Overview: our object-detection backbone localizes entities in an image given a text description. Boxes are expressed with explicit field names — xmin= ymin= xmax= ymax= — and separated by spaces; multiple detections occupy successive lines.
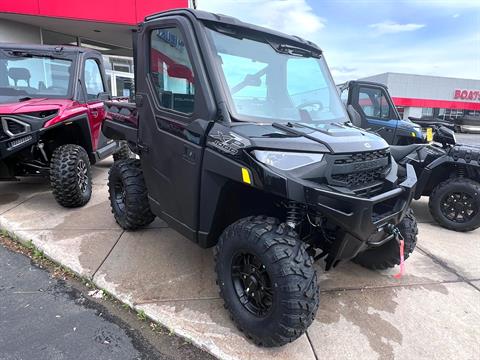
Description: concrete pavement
xmin=1 ymin=158 xmax=479 ymax=360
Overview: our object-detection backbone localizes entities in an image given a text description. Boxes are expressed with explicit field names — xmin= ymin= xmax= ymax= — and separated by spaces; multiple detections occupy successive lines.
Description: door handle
xmin=183 ymin=146 xmax=196 ymax=163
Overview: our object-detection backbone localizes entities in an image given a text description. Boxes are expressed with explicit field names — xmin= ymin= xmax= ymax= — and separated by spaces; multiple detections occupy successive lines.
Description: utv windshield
xmin=0 ymin=51 xmax=73 ymax=102
xmin=206 ymin=27 xmax=347 ymax=124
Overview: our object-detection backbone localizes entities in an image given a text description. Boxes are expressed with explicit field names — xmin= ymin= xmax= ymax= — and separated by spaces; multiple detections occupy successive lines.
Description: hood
xmin=0 ymin=98 xmax=75 ymax=115
xmin=233 ymin=122 xmax=389 ymax=154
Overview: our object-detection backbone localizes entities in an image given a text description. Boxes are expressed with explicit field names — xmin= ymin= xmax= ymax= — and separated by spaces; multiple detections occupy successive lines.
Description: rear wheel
xmin=429 ymin=178 xmax=480 ymax=232
xmin=50 ymin=144 xmax=92 ymax=208
xmin=108 ymin=159 xmax=155 ymax=230
xmin=215 ymin=216 xmax=319 ymax=347
xmin=353 ymin=208 xmax=418 ymax=270
xmin=113 ymin=141 xmax=133 ymax=162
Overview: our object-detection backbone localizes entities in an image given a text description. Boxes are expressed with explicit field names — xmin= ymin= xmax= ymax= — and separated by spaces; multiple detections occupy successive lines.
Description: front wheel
xmin=353 ymin=208 xmax=418 ymax=270
xmin=215 ymin=216 xmax=319 ymax=347
xmin=50 ymin=144 xmax=92 ymax=208
xmin=108 ymin=159 xmax=155 ymax=230
xmin=429 ymin=178 xmax=480 ymax=232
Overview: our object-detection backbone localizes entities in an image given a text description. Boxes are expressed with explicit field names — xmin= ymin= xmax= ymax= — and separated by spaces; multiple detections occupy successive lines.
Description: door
xmin=135 ymin=18 xmax=215 ymax=240
xmin=83 ymin=58 xmax=108 ymax=151
xmin=350 ymin=83 xmax=398 ymax=144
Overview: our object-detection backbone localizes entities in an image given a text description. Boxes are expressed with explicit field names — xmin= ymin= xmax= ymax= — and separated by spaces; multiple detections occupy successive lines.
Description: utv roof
xmin=145 ymin=9 xmax=322 ymax=53
xmin=0 ymin=43 xmax=100 ymax=55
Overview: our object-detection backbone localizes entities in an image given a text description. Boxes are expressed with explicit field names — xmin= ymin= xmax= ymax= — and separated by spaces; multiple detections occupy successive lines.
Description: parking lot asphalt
xmin=1 ymin=135 xmax=479 ymax=360
xmin=0 ymin=243 xmax=147 ymax=360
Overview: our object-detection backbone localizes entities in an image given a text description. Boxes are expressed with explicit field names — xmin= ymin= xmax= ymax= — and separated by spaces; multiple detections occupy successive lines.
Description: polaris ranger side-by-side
xmin=103 ymin=9 xmax=418 ymax=346
xmin=338 ymin=80 xmax=430 ymax=145
xmin=0 ymin=44 xmax=129 ymax=207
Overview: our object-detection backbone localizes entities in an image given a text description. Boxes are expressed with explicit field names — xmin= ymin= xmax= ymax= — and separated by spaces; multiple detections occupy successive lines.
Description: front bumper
xmin=299 ymin=164 xmax=417 ymax=267
xmin=0 ymin=131 xmax=38 ymax=161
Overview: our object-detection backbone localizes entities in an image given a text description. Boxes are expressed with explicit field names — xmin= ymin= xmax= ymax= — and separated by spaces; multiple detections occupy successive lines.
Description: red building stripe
xmin=392 ymin=97 xmax=480 ymax=111
xmin=0 ymin=0 xmax=189 ymax=25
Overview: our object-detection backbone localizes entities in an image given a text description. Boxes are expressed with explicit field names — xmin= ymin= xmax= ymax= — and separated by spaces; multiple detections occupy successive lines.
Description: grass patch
xmin=137 ymin=309 xmax=147 ymax=321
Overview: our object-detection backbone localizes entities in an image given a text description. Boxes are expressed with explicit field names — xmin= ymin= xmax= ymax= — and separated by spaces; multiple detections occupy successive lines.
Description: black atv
xmin=391 ymin=126 xmax=480 ymax=232
xmin=102 ymin=9 xmax=418 ymax=347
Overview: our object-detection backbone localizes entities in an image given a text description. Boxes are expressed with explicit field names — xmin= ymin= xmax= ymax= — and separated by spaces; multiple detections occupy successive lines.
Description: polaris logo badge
xmin=364 ymin=142 xmax=372 ymax=149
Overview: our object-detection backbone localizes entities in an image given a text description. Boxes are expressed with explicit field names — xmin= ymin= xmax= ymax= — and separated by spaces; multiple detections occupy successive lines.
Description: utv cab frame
xmin=103 ymin=9 xmax=418 ymax=347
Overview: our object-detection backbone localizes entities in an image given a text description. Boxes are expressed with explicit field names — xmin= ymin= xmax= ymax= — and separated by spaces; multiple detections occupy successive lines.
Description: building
xmin=360 ymin=72 xmax=480 ymax=125
xmin=0 ymin=0 xmax=194 ymax=96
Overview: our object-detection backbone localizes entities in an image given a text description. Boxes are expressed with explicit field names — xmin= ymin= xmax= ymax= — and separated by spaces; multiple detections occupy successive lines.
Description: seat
xmin=390 ymin=144 xmax=426 ymax=162
xmin=347 ymin=105 xmax=363 ymax=128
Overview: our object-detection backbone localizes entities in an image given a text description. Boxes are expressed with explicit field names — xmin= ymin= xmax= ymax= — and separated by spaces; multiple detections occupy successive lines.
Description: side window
xmin=150 ymin=27 xmax=195 ymax=115
xmin=358 ymin=87 xmax=390 ymax=119
xmin=84 ymin=59 xmax=105 ymax=100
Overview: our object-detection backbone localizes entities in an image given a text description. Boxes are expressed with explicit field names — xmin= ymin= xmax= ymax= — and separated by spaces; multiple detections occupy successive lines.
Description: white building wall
xmin=361 ymin=72 xmax=480 ymax=103
xmin=403 ymin=107 xmax=422 ymax=119
xmin=0 ymin=19 xmax=41 ymax=44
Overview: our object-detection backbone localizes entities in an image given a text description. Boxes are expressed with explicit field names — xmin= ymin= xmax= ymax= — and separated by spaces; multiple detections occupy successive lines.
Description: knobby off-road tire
xmin=353 ymin=208 xmax=418 ymax=270
xmin=50 ymin=144 xmax=92 ymax=208
xmin=113 ymin=141 xmax=133 ymax=162
xmin=108 ymin=159 xmax=155 ymax=230
xmin=429 ymin=177 xmax=480 ymax=232
xmin=215 ymin=216 xmax=319 ymax=347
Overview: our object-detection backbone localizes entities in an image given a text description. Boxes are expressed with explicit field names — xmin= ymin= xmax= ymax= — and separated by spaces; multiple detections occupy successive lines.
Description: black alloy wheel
xmin=429 ymin=177 xmax=480 ymax=232
xmin=215 ymin=216 xmax=319 ymax=347
xmin=231 ymin=252 xmax=273 ymax=317
xmin=440 ymin=192 xmax=478 ymax=223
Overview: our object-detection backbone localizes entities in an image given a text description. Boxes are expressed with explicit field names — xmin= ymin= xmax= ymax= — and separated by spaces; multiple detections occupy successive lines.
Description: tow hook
xmin=386 ymin=224 xmax=405 ymax=278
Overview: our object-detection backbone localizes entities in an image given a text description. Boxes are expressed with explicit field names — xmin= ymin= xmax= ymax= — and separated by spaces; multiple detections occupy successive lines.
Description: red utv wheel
xmin=50 ymin=144 xmax=92 ymax=208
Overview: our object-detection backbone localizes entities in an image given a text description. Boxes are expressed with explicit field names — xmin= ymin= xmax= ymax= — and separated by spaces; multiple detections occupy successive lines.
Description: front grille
xmin=331 ymin=166 xmax=389 ymax=187
xmin=327 ymin=149 xmax=391 ymax=197
xmin=334 ymin=149 xmax=390 ymax=164
xmin=8 ymin=135 xmax=33 ymax=149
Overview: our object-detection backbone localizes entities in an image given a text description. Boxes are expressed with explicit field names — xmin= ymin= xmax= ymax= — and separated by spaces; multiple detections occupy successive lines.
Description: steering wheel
xmin=296 ymin=101 xmax=324 ymax=112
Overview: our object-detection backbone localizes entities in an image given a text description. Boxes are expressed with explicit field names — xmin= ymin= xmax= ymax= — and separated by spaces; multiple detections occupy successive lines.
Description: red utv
xmin=0 ymin=44 xmax=129 ymax=207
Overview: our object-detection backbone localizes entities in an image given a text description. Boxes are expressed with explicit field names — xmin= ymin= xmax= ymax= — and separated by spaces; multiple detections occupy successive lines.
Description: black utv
xmin=102 ymin=9 xmax=418 ymax=347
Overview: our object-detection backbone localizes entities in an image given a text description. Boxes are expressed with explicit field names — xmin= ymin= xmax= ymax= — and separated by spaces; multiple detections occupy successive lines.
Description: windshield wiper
xmin=277 ymin=44 xmax=319 ymax=57
xmin=18 ymin=96 xmax=32 ymax=102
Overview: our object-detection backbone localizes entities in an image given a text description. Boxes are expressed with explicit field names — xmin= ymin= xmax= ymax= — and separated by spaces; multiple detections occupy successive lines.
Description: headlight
xmin=253 ymin=150 xmax=324 ymax=171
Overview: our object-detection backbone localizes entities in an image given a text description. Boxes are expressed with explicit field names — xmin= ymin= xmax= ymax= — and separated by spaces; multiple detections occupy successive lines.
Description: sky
xmin=197 ymin=0 xmax=480 ymax=82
